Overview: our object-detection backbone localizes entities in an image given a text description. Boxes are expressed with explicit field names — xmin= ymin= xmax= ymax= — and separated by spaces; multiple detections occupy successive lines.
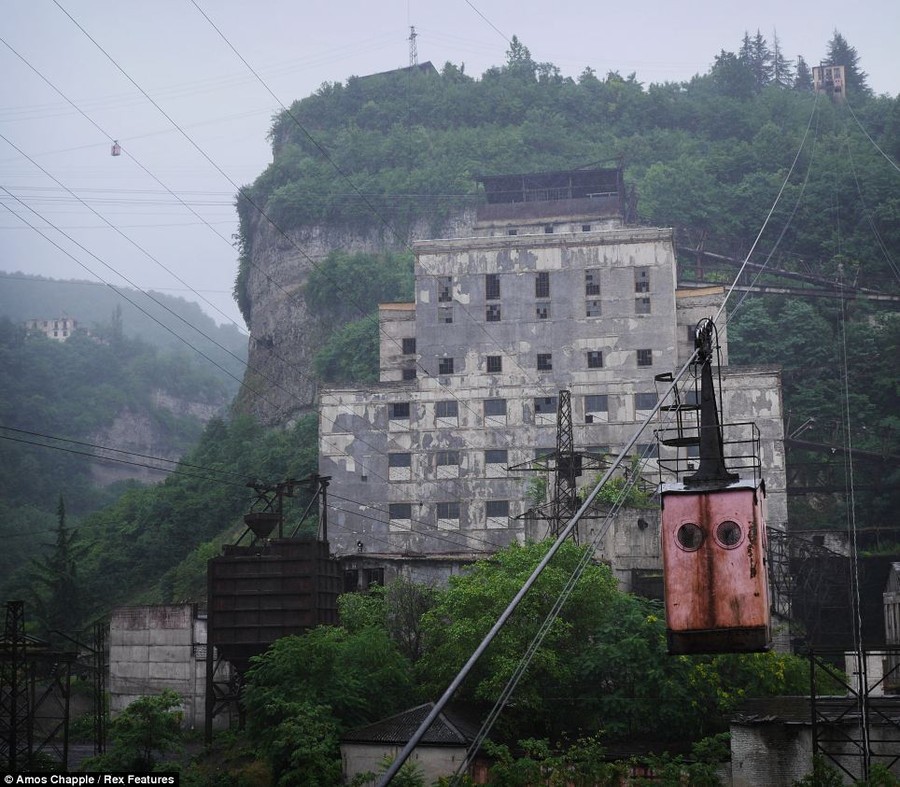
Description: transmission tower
xmin=408 ymin=25 xmax=418 ymax=67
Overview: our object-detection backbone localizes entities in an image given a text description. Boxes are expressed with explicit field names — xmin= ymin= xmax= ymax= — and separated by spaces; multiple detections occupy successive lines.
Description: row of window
xmin=400 ymin=328 xmax=696 ymax=360
xmin=386 ymin=392 xmax=659 ymax=422
xmin=435 ymin=268 xmax=654 ymax=323
xmin=432 ymin=349 xmax=653 ymax=377
xmin=388 ymin=500 xmax=510 ymax=521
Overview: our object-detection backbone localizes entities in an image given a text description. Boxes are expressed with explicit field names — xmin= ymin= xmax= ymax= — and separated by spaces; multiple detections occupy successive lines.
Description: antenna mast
xmin=408 ymin=25 xmax=418 ymax=67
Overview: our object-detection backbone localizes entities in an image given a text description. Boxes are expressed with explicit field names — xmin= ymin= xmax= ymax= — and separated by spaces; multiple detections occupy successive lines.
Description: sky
xmin=2 ymin=0 xmax=898 ymax=331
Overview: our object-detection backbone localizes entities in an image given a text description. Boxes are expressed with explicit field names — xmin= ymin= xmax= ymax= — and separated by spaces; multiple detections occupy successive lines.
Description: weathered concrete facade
xmin=109 ymin=604 xmax=224 ymax=730
xmin=319 ymin=171 xmax=787 ymax=571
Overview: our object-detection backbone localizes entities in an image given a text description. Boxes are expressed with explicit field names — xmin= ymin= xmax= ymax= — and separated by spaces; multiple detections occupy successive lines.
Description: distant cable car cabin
xmin=111 ymin=140 xmax=121 ymax=156
xmin=655 ymin=319 xmax=771 ymax=655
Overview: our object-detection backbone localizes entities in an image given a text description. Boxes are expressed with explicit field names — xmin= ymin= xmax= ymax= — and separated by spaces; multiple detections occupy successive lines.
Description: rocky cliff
xmin=234 ymin=209 xmax=475 ymax=426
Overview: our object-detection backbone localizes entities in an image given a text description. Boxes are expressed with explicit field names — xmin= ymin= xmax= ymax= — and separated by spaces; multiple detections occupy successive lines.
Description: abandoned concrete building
xmin=318 ymin=168 xmax=787 ymax=587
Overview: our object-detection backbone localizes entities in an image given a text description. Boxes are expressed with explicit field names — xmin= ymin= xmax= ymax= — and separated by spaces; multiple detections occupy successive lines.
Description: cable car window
xmin=675 ymin=522 xmax=703 ymax=551
xmin=715 ymin=520 xmax=743 ymax=549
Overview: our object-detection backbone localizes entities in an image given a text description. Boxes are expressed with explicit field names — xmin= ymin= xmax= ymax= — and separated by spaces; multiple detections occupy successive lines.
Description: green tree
xmin=29 ymin=495 xmax=82 ymax=642
xmin=794 ymin=55 xmax=813 ymax=91
xmin=416 ymin=540 xmax=618 ymax=739
xmin=82 ymin=691 xmax=183 ymax=773
xmin=826 ymin=30 xmax=871 ymax=96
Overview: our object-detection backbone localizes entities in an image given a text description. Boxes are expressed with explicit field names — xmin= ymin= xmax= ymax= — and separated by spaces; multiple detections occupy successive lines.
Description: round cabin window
xmin=675 ymin=522 xmax=703 ymax=551
xmin=715 ymin=520 xmax=743 ymax=549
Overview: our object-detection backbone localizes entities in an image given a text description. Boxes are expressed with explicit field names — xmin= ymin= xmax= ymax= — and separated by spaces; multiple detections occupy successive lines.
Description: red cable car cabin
xmin=661 ymin=478 xmax=770 ymax=654
xmin=657 ymin=319 xmax=772 ymax=655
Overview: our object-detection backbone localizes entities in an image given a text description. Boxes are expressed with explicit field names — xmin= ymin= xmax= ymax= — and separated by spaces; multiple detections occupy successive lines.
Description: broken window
xmin=435 ymin=400 xmax=458 ymax=418
xmin=586 ymin=300 xmax=602 ymax=317
xmin=389 ymin=402 xmax=410 ymax=419
xmin=438 ymin=276 xmax=453 ymax=302
xmin=637 ymin=349 xmax=653 ymax=367
xmin=486 ymin=355 xmax=502 ymax=373
xmin=635 ymin=297 xmax=651 ymax=315
xmin=402 ymin=367 xmax=417 ymax=380
xmin=635 ymin=268 xmax=650 ymax=293
xmin=439 ymin=306 xmax=453 ymax=323
xmin=535 ymin=271 xmax=550 ymax=298
xmin=486 ymin=304 xmax=501 ymax=322
xmin=485 ymin=273 xmax=500 ymax=300
xmin=536 ymin=304 xmax=550 ymax=320
xmin=402 ymin=337 xmax=416 ymax=355
xmin=585 ymin=269 xmax=600 ymax=296
xmin=587 ymin=350 xmax=603 ymax=369
xmin=534 ymin=396 xmax=558 ymax=414
xmin=485 ymin=449 xmax=508 ymax=464
xmin=438 ymin=357 xmax=455 ymax=375
xmin=537 ymin=353 xmax=552 ymax=371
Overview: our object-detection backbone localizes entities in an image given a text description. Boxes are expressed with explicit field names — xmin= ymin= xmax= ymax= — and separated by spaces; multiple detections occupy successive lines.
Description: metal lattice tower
xmin=1 ymin=600 xmax=30 ymax=770
xmin=553 ymin=391 xmax=579 ymax=537
xmin=408 ymin=26 xmax=418 ymax=67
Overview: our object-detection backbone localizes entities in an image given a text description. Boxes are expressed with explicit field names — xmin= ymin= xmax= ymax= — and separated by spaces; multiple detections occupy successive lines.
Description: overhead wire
xmin=845 ymin=99 xmax=900 ymax=175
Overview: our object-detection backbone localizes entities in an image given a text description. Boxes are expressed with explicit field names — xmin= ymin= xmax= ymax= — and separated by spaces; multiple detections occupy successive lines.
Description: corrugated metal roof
xmin=341 ymin=703 xmax=480 ymax=746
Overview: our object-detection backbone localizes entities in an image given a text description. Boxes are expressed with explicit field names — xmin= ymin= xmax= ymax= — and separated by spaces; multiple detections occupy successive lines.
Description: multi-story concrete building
xmin=319 ymin=169 xmax=786 ymax=583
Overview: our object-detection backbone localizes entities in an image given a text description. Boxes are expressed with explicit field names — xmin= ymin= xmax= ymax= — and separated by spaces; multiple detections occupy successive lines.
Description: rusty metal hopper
xmin=243 ymin=511 xmax=279 ymax=540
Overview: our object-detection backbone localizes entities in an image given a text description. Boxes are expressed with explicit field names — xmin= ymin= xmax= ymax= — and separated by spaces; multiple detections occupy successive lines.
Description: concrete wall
xmin=731 ymin=723 xmax=813 ymax=786
xmin=108 ymin=604 xmax=212 ymax=730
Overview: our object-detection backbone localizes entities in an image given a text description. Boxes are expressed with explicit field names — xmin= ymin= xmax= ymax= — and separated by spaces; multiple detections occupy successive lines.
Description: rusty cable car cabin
xmin=655 ymin=320 xmax=771 ymax=655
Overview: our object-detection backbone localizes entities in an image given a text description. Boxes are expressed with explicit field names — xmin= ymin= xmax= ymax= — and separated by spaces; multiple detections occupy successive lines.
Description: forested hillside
xmin=236 ymin=30 xmax=898 ymax=527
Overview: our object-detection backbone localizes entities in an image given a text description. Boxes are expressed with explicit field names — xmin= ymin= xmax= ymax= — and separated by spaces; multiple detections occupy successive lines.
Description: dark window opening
xmin=389 ymin=402 xmax=410 ymax=419
xmin=436 ymin=450 xmax=459 ymax=466
xmin=585 ymin=394 xmax=608 ymax=413
xmin=635 ymin=392 xmax=658 ymax=410
xmin=537 ymin=353 xmax=552 ymax=371
xmin=364 ymin=568 xmax=384 ymax=588
xmin=637 ymin=349 xmax=653 ymax=367
xmin=438 ymin=276 xmax=453 ymax=302
xmin=486 ymin=304 xmax=501 ymax=322
xmin=389 ymin=503 xmax=412 ymax=519
xmin=486 ymin=500 xmax=509 ymax=518
xmin=439 ymin=307 xmax=453 ymax=323
xmin=585 ymin=270 xmax=600 ymax=296
xmin=635 ymin=297 xmax=651 ymax=315
xmin=536 ymin=304 xmax=550 ymax=320
xmin=402 ymin=367 xmax=417 ymax=380
xmin=582 ymin=224 xmax=592 ymax=232
xmin=436 ymin=400 xmax=458 ymax=418
xmin=587 ymin=350 xmax=603 ymax=369
xmin=388 ymin=453 xmax=412 ymax=467
xmin=535 ymin=271 xmax=550 ymax=298
xmin=544 ymin=225 xmax=554 ymax=234
xmin=438 ymin=357 xmax=455 ymax=375
xmin=534 ymin=396 xmax=558 ymax=414
xmin=485 ymin=273 xmax=500 ymax=300
xmin=402 ymin=337 xmax=416 ymax=355
xmin=484 ymin=398 xmax=507 ymax=417
xmin=635 ymin=268 xmax=650 ymax=293
xmin=486 ymin=355 xmax=502 ymax=373
xmin=437 ymin=501 xmax=460 ymax=519
xmin=485 ymin=449 xmax=508 ymax=464
xmin=507 ymin=228 xmax=518 ymax=236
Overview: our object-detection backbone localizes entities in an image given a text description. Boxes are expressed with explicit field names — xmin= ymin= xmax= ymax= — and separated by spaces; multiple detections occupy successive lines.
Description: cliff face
xmin=90 ymin=390 xmax=226 ymax=485
xmin=234 ymin=210 xmax=474 ymax=426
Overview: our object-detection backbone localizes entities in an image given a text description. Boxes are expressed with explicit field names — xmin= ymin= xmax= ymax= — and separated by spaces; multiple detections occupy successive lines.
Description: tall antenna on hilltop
xmin=408 ymin=25 xmax=418 ymax=67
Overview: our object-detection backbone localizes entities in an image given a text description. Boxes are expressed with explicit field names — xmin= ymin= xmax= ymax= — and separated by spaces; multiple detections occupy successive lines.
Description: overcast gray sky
xmin=2 ymin=0 xmax=898 ymax=329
